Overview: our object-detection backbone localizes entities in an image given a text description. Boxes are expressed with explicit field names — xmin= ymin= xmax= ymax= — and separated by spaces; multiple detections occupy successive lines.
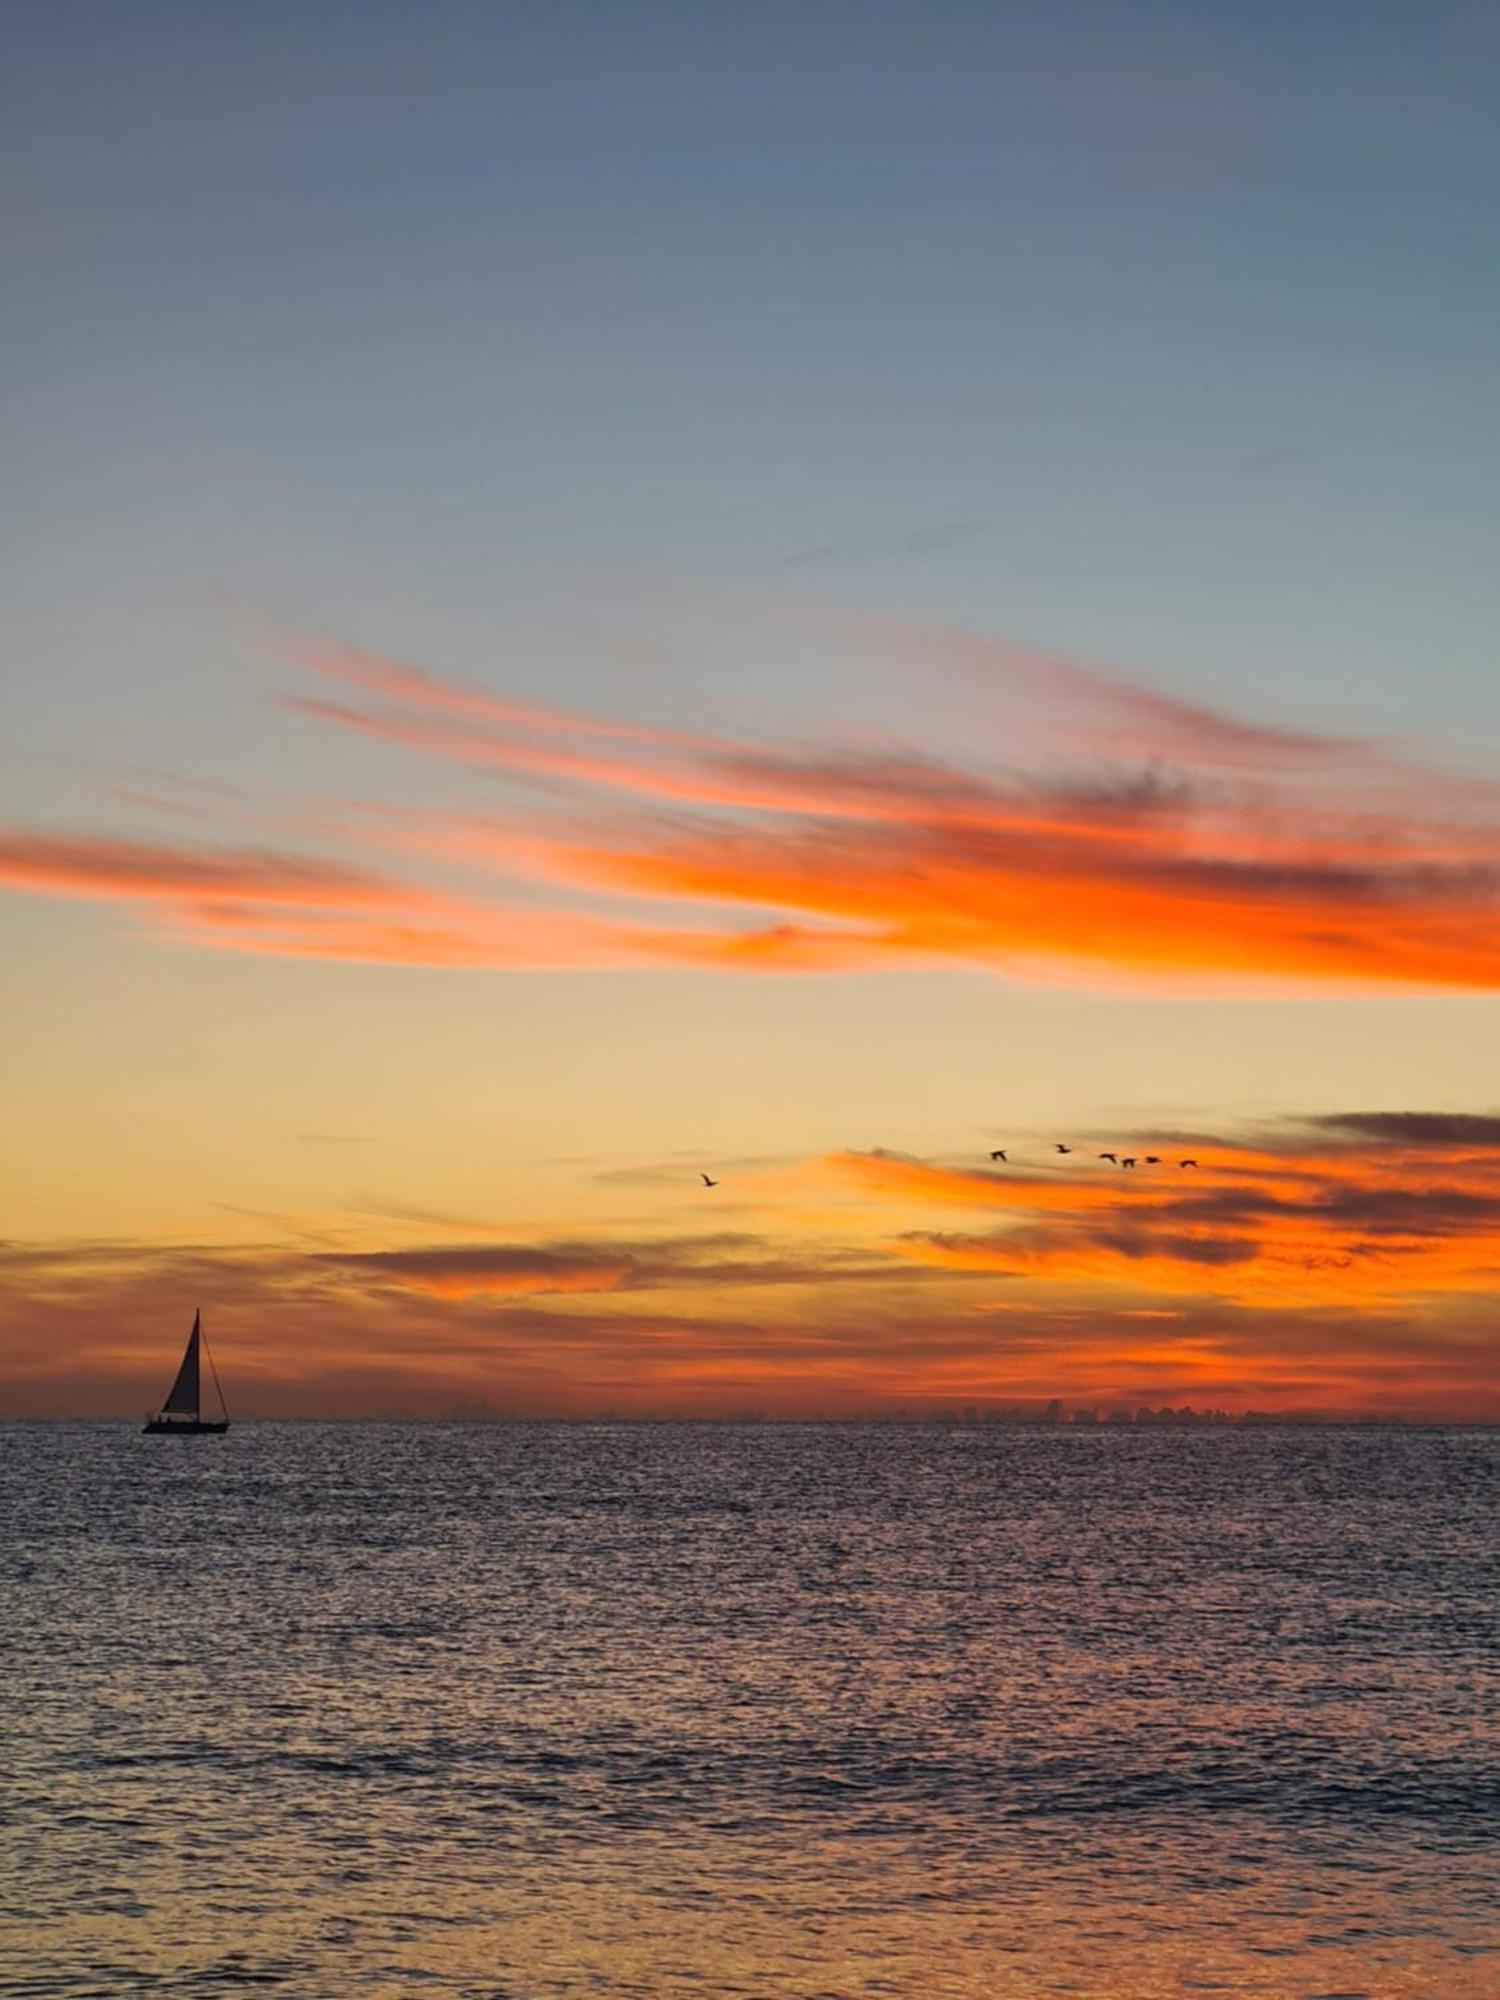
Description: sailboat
xmin=143 ymin=1310 xmax=230 ymax=1435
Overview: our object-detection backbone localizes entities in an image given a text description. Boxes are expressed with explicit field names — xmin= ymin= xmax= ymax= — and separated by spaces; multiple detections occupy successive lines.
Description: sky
xmin=3 ymin=0 xmax=1498 ymax=1419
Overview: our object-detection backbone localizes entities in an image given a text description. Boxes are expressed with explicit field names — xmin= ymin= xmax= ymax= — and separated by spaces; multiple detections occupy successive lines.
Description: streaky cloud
xmin=4 ymin=602 xmax=1500 ymax=993
xmin=1312 ymin=1111 xmax=1500 ymax=1148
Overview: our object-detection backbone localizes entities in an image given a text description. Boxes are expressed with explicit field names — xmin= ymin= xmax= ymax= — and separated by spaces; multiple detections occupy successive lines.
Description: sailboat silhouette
xmin=143 ymin=1310 xmax=230 ymax=1436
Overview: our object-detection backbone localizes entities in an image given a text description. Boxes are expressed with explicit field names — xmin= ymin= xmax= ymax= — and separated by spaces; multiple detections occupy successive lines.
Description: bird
xmin=1178 ymin=1158 xmax=1199 ymax=1169
xmin=1099 ymin=1152 xmax=1118 ymax=1164
xmin=699 ymin=1173 xmax=718 ymax=1188
xmin=1121 ymin=1156 xmax=1138 ymax=1169
xmin=989 ymin=1149 xmax=1008 ymax=1163
xmin=1055 ymin=1143 xmax=1072 ymax=1154
xmin=1144 ymin=1156 xmax=1161 ymax=1165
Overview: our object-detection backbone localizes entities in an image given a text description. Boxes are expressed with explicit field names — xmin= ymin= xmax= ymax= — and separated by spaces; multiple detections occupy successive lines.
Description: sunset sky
xmin=5 ymin=1 xmax=1498 ymax=1418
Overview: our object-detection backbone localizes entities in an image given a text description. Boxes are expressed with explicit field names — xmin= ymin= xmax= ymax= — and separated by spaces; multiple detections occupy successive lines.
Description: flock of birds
xmin=988 ymin=1144 xmax=1200 ymax=1170
xmin=697 ymin=1145 xmax=1202 ymax=1188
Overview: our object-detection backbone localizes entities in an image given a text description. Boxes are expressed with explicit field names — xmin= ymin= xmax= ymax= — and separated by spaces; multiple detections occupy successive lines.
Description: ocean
xmin=2 ymin=1422 xmax=1496 ymax=1997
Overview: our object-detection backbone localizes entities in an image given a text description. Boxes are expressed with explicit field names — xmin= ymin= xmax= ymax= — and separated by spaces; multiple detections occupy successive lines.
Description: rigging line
xmin=203 ymin=1322 xmax=230 ymax=1422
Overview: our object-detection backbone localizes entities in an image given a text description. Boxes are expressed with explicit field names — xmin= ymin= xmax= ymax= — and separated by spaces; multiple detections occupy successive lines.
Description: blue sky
xmin=7 ymin=0 xmax=1498 ymax=779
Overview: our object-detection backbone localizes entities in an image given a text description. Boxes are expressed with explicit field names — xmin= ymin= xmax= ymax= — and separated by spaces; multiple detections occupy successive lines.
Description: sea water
xmin=2 ymin=1422 xmax=1496 ymax=1997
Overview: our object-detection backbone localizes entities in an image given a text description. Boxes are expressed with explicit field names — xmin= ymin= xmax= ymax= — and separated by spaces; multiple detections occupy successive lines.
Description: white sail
xmin=161 ymin=1312 xmax=201 ymax=1417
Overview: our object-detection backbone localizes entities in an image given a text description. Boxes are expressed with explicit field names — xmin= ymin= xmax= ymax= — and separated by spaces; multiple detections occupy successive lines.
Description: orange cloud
xmin=0 ymin=826 xmax=824 ymax=971
xmin=831 ymin=1118 xmax=1500 ymax=1311
xmin=3 ymin=609 xmax=1499 ymax=990
xmin=283 ymin=620 xmax=1500 ymax=992
xmin=543 ymin=810 xmax=1500 ymax=991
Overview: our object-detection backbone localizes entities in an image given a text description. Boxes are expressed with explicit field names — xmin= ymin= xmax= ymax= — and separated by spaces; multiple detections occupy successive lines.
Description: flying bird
xmin=989 ymin=1149 xmax=1008 ymax=1163
xmin=1099 ymin=1152 xmax=1118 ymax=1164
xmin=1144 ymin=1156 xmax=1161 ymax=1165
xmin=1055 ymin=1144 xmax=1072 ymax=1154
xmin=1179 ymin=1159 xmax=1199 ymax=1169
xmin=699 ymin=1173 xmax=719 ymax=1188
xmin=1121 ymin=1157 xmax=1138 ymax=1169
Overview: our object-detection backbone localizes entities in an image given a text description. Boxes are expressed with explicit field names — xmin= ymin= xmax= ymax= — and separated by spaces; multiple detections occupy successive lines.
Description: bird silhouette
xmin=1179 ymin=1158 xmax=1199 ymax=1169
xmin=1144 ymin=1156 xmax=1161 ymax=1165
xmin=1121 ymin=1156 xmax=1138 ymax=1169
xmin=1099 ymin=1152 xmax=1118 ymax=1164
xmin=990 ymin=1149 xmax=1008 ymax=1163
xmin=1055 ymin=1144 xmax=1072 ymax=1154
xmin=699 ymin=1173 xmax=718 ymax=1188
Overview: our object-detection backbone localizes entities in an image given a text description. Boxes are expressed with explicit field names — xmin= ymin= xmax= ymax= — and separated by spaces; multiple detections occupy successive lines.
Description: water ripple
xmin=2 ymin=1422 xmax=1496 ymax=1996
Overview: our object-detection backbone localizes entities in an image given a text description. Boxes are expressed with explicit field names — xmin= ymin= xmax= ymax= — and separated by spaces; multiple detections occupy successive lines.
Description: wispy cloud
xmin=275 ymin=629 xmax=719 ymax=753
xmin=0 ymin=825 xmax=745 ymax=970
xmin=1311 ymin=1111 xmax=1500 ymax=1148
xmin=321 ymin=1231 xmax=905 ymax=1299
xmin=0 ymin=832 xmax=416 ymax=909
xmin=4 ymin=605 xmax=1499 ymax=991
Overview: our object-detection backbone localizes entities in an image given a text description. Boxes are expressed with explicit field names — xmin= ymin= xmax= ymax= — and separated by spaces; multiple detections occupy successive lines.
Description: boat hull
xmin=142 ymin=1419 xmax=230 ymax=1435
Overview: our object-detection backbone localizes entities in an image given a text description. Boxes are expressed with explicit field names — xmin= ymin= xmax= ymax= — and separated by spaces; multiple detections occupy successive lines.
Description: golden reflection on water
xmin=11 ymin=1831 xmax=1499 ymax=1997
xmin=4 ymin=1422 xmax=1497 ymax=1996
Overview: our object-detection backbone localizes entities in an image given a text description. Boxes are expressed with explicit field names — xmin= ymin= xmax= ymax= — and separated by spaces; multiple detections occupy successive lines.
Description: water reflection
xmin=3 ymin=1423 xmax=1496 ymax=1995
